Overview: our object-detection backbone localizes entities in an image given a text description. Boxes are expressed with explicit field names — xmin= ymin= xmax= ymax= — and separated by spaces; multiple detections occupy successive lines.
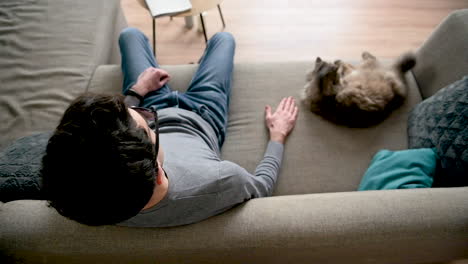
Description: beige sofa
xmin=1 ymin=1 xmax=467 ymax=263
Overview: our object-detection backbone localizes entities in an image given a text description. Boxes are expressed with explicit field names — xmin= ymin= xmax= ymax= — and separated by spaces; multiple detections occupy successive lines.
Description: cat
xmin=301 ymin=51 xmax=416 ymax=127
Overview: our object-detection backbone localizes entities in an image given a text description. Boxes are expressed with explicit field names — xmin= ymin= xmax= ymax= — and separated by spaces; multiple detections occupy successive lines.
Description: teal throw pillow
xmin=358 ymin=148 xmax=438 ymax=191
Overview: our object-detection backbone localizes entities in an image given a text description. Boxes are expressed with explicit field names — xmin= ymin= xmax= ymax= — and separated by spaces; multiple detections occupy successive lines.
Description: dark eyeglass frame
xmin=130 ymin=106 xmax=159 ymax=164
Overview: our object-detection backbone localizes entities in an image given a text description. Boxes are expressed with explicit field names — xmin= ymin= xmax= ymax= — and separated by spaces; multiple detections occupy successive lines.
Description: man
xmin=41 ymin=28 xmax=298 ymax=227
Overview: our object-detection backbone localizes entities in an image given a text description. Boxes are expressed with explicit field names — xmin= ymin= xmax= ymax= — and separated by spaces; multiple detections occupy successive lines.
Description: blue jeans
xmin=119 ymin=28 xmax=235 ymax=147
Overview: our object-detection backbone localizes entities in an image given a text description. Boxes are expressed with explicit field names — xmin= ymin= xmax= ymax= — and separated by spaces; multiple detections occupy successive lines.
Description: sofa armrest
xmin=1 ymin=187 xmax=467 ymax=264
xmin=412 ymin=9 xmax=468 ymax=99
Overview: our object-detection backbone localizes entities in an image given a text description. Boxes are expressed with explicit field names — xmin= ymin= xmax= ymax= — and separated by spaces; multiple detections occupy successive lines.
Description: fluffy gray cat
xmin=302 ymin=52 xmax=416 ymax=127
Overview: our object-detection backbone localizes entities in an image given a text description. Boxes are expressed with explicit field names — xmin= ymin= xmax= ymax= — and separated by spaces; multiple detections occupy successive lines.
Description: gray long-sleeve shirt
xmin=119 ymin=107 xmax=283 ymax=227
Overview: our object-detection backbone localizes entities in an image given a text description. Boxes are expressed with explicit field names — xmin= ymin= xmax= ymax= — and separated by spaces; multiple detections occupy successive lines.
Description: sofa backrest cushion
xmin=412 ymin=9 xmax=468 ymax=99
xmin=408 ymin=76 xmax=468 ymax=187
xmin=0 ymin=0 xmax=125 ymax=150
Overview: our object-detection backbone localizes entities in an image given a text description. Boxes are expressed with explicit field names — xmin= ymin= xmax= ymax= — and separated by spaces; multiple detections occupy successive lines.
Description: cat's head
xmin=312 ymin=57 xmax=340 ymax=96
xmin=313 ymin=57 xmax=338 ymax=74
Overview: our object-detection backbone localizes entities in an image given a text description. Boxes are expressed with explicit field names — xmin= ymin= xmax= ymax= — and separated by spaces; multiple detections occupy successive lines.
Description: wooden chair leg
xmin=199 ymin=14 xmax=208 ymax=43
xmin=152 ymin=18 xmax=156 ymax=55
xmin=217 ymin=4 xmax=226 ymax=28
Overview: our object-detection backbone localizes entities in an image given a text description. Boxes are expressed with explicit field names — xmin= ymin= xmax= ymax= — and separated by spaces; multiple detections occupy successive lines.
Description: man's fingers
xmin=267 ymin=97 xmax=296 ymax=115
xmin=159 ymin=70 xmax=171 ymax=82
xmin=158 ymin=68 xmax=169 ymax=76
xmin=292 ymin=106 xmax=299 ymax=120
xmin=160 ymin=77 xmax=169 ymax=87
xmin=280 ymin=96 xmax=295 ymax=112
xmin=278 ymin=97 xmax=287 ymax=111
xmin=160 ymin=72 xmax=169 ymax=81
xmin=287 ymin=96 xmax=295 ymax=112
xmin=265 ymin=105 xmax=272 ymax=119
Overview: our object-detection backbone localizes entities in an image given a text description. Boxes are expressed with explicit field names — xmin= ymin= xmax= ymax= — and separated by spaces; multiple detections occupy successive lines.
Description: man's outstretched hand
xmin=265 ymin=96 xmax=299 ymax=144
xmin=132 ymin=67 xmax=171 ymax=97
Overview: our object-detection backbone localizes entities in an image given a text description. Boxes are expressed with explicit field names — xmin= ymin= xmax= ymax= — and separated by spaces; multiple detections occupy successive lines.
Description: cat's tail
xmin=391 ymin=52 xmax=416 ymax=103
xmin=393 ymin=52 xmax=416 ymax=73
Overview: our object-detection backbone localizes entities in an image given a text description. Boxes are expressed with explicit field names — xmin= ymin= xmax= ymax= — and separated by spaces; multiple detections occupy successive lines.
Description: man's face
xmin=128 ymin=108 xmax=163 ymax=164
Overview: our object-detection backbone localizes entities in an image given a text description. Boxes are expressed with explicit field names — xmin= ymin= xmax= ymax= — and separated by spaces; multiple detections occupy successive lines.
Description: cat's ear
xmin=334 ymin=60 xmax=342 ymax=65
xmin=316 ymin=57 xmax=322 ymax=63
xmin=362 ymin=51 xmax=376 ymax=60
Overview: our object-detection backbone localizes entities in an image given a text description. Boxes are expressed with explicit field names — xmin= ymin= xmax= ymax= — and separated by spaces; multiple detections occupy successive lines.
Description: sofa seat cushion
xmin=88 ymin=62 xmax=422 ymax=195
xmin=0 ymin=0 xmax=125 ymax=150
xmin=408 ymin=76 xmax=468 ymax=187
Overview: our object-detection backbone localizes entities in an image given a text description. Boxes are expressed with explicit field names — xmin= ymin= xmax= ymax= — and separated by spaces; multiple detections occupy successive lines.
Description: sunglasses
xmin=130 ymin=106 xmax=159 ymax=163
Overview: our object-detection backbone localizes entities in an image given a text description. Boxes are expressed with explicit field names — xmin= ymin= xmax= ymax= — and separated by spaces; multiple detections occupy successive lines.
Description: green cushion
xmin=358 ymin=148 xmax=437 ymax=191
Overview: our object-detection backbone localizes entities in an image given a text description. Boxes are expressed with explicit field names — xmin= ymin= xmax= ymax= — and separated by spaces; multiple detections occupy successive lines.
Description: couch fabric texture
xmin=412 ymin=10 xmax=468 ymax=99
xmin=0 ymin=132 xmax=50 ymax=202
xmin=0 ymin=0 xmax=125 ymax=150
xmin=1 ymin=1 xmax=467 ymax=263
xmin=408 ymin=76 xmax=468 ymax=187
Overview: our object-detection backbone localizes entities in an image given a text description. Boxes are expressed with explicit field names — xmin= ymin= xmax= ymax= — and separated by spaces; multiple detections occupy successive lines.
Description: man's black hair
xmin=41 ymin=93 xmax=156 ymax=225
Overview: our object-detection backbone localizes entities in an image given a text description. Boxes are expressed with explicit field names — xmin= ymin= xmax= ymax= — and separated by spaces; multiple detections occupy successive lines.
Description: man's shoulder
xmin=219 ymin=160 xmax=242 ymax=173
xmin=218 ymin=160 xmax=251 ymax=185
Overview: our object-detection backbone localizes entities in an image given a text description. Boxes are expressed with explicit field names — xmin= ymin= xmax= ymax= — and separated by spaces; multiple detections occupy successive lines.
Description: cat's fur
xmin=301 ymin=52 xmax=416 ymax=127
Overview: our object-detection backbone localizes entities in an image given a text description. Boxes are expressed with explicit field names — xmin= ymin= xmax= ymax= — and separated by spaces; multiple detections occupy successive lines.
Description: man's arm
xmin=246 ymin=96 xmax=298 ymax=195
xmin=218 ymin=97 xmax=298 ymax=201
xmin=246 ymin=140 xmax=285 ymax=196
xmin=123 ymin=67 xmax=171 ymax=107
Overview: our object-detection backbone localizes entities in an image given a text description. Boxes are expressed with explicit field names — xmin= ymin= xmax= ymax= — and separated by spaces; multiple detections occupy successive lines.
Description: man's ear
xmin=156 ymin=165 xmax=163 ymax=185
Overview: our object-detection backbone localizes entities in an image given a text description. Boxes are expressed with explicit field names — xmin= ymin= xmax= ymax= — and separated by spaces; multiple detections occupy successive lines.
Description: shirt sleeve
xmin=250 ymin=140 xmax=284 ymax=196
xmin=217 ymin=141 xmax=284 ymax=211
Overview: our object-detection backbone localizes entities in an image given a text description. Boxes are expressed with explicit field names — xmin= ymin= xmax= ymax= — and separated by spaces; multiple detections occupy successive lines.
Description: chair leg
xmin=199 ymin=14 xmax=208 ymax=44
xmin=152 ymin=18 xmax=156 ymax=55
xmin=217 ymin=4 xmax=226 ymax=28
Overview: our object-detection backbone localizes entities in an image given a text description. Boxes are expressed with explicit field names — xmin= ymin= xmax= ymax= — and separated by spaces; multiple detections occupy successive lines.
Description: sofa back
xmin=412 ymin=9 xmax=468 ymax=99
xmin=0 ymin=0 xmax=126 ymax=150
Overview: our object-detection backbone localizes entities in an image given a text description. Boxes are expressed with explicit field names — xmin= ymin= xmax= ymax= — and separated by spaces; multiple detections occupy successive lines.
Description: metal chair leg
xmin=152 ymin=18 xmax=156 ymax=55
xmin=199 ymin=14 xmax=208 ymax=43
xmin=217 ymin=4 xmax=226 ymax=28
